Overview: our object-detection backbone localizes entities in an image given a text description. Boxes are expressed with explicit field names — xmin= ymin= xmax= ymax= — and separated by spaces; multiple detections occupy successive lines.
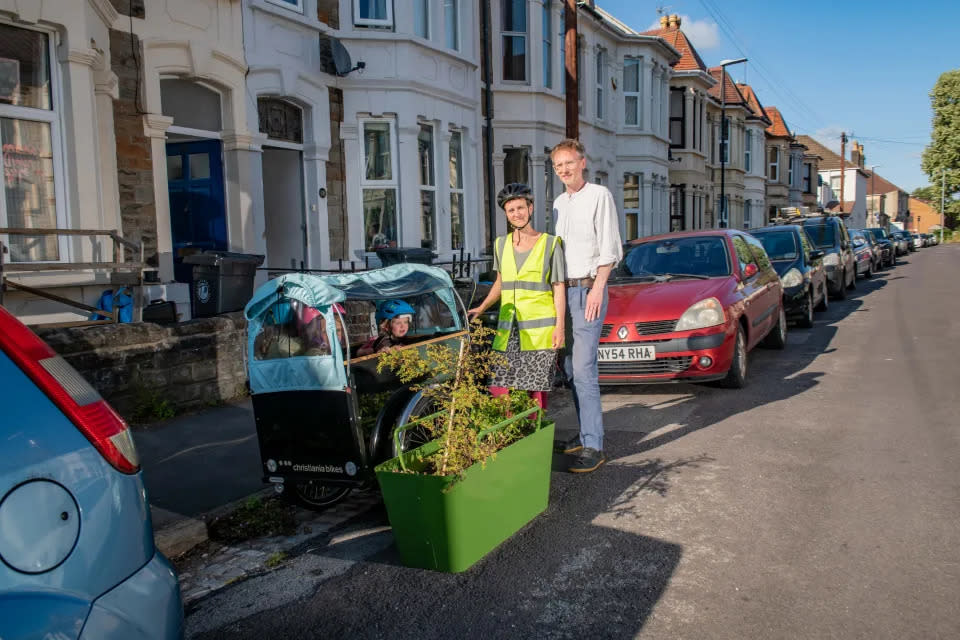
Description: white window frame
xmin=623 ymin=58 xmax=642 ymax=127
xmin=0 ymin=21 xmax=70 ymax=264
xmin=623 ymin=172 xmax=641 ymax=240
xmin=353 ymin=0 xmax=393 ymax=28
xmin=744 ymin=129 xmax=752 ymax=172
xmin=418 ymin=122 xmax=438 ymax=250
xmin=444 ymin=0 xmax=459 ymax=51
xmin=501 ymin=0 xmax=528 ymax=83
xmin=359 ymin=117 xmax=400 ymax=250
xmin=449 ymin=129 xmax=465 ymax=250
xmin=541 ymin=0 xmax=552 ymax=89
xmin=768 ymin=146 xmax=780 ymax=182
xmin=595 ymin=47 xmax=605 ymax=121
xmin=414 ymin=0 xmax=430 ymax=39
xmin=744 ymin=199 xmax=752 ymax=229
xmin=265 ymin=0 xmax=304 ymax=14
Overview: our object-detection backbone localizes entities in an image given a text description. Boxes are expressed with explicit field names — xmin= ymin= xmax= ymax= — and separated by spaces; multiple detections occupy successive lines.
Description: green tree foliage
xmin=919 ymin=69 xmax=960 ymax=228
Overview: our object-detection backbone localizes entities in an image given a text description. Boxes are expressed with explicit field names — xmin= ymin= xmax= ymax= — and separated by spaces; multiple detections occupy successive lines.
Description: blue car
xmin=749 ymin=224 xmax=828 ymax=328
xmin=0 ymin=307 xmax=183 ymax=639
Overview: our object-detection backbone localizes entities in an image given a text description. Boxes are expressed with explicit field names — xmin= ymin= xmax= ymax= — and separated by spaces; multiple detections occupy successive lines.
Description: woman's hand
xmin=552 ymin=322 xmax=565 ymax=350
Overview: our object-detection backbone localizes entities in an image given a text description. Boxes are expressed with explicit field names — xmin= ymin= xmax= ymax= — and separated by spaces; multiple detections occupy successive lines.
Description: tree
xmin=920 ymin=69 xmax=960 ymax=228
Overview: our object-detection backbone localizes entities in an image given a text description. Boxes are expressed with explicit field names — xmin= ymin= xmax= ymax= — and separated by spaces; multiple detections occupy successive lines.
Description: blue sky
xmin=597 ymin=0 xmax=958 ymax=192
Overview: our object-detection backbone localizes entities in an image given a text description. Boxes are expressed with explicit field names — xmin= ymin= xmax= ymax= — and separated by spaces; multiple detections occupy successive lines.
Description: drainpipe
xmin=481 ymin=0 xmax=496 ymax=255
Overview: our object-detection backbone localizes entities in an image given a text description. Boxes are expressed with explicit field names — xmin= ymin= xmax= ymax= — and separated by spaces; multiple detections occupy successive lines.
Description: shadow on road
xmin=190 ymin=267 xmax=897 ymax=640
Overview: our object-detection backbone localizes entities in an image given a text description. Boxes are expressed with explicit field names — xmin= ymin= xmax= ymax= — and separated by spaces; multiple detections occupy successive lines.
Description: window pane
xmin=1 ymin=118 xmax=58 ymax=261
xmin=451 ymin=193 xmax=464 ymax=249
xmin=670 ymin=90 xmax=683 ymax=118
xmin=364 ymin=188 xmax=397 ymax=251
xmin=189 ymin=153 xmax=210 ymax=179
xmin=359 ymin=0 xmax=388 ymax=20
xmin=502 ymin=0 xmax=527 ymax=32
xmin=449 ymin=131 xmax=463 ymax=188
xmin=364 ymin=122 xmax=392 ymax=180
xmin=625 ymin=213 xmax=638 ymax=241
xmin=421 ymin=190 xmax=436 ymax=249
xmin=0 ymin=25 xmax=51 ymax=110
xmin=444 ymin=0 xmax=459 ymax=50
xmin=596 ymin=88 xmax=603 ymax=119
xmin=670 ymin=120 xmax=683 ymax=146
xmin=625 ymin=96 xmax=638 ymax=125
xmin=167 ymin=155 xmax=183 ymax=180
xmin=623 ymin=174 xmax=639 ymax=209
xmin=418 ymin=124 xmax=435 ymax=186
xmin=160 ymin=79 xmax=222 ymax=131
xmin=414 ymin=0 xmax=428 ymax=37
xmin=542 ymin=1 xmax=552 ymax=87
xmin=502 ymin=35 xmax=527 ymax=81
xmin=504 ymin=148 xmax=529 ymax=184
xmin=623 ymin=60 xmax=639 ymax=93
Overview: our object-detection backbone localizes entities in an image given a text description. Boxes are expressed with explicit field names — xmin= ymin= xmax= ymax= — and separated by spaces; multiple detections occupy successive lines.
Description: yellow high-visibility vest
xmin=494 ymin=232 xmax=559 ymax=351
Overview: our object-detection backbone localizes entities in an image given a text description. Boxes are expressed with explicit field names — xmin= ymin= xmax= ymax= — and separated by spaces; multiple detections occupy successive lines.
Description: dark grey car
xmin=802 ymin=216 xmax=856 ymax=299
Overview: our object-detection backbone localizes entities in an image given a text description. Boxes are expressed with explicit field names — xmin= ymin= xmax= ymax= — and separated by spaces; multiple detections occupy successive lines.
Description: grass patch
xmin=207 ymin=497 xmax=297 ymax=544
xmin=264 ymin=551 xmax=287 ymax=568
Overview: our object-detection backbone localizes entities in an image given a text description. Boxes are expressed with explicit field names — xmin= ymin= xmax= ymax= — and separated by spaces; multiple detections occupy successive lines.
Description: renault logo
xmin=617 ymin=325 xmax=629 ymax=340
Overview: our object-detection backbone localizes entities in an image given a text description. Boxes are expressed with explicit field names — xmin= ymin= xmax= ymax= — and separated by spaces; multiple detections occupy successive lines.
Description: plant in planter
xmin=374 ymin=322 xmax=555 ymax=573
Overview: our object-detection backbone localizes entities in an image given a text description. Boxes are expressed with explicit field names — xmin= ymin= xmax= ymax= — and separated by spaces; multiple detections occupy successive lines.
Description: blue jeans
xmin=564 ymin=285 xmax=608 ymax=451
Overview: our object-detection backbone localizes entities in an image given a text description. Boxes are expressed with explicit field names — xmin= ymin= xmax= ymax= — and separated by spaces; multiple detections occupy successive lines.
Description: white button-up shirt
xmin=553 ymin=182 xmax=623 ymax=279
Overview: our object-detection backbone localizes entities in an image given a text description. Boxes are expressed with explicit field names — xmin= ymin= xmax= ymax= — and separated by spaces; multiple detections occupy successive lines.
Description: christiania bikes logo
xmin=196 ymin=279 xmax=211 ymax=304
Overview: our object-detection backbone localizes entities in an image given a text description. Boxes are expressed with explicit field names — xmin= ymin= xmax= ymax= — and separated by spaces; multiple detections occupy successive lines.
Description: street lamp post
xmin=719 ymin=57 xmax=747 ymax=229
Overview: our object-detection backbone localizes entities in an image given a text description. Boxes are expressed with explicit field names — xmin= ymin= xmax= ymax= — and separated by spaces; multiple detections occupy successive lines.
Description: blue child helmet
xmin=376 ymin=299 xmax=415 ymax=322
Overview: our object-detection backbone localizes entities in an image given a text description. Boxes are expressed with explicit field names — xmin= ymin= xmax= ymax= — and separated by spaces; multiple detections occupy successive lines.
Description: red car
xmin=598 ymin=230 xmax=786 ymax=387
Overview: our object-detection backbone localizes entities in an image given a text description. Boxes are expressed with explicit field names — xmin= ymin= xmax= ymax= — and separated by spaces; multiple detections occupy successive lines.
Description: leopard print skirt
xmin=488 ymin=324 xmax=557 ymax=392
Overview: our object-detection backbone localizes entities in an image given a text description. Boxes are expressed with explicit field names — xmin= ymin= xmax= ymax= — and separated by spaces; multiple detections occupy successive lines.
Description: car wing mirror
xmin=742 ymin=263 xmax=758 ymax=279
xmin=808 ymin=250 xmax=825 ymax=261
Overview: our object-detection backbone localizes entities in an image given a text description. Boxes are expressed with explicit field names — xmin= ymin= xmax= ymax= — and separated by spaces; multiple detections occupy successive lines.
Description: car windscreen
xmin=619 ymin=237 xmax=731 ymax=278
xmin=867 ymin=228 xmax=888 ymax=239
xmin=754 ymin=231 xmax=798 ymax=261
xmin=804 ymin=224 xmax=837 ymax=249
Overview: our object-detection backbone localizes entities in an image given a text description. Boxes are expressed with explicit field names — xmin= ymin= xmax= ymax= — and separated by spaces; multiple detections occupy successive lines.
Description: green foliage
xmin=357 ymin=391 xmax=391 ymax=435
xmin=130 ymin=380 xmax=176 ymax=424
xmin=921 ymin=69 xmax=960 ymax=228
xmin=377 ymin=322 xmax=539 ymax=479
xmin=264 ymin=551 xmax=287 ymax=568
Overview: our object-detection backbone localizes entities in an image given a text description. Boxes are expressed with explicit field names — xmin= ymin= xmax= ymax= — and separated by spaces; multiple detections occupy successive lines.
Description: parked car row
xmin=594 ymin=214 xmax=924 ymax=390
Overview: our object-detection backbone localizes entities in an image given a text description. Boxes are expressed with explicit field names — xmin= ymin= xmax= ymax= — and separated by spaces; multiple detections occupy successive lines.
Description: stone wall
xmin=110 ymin=26 xmax=159 ymax=267
xmin=36 ymin=314 xmax=248 ymax=422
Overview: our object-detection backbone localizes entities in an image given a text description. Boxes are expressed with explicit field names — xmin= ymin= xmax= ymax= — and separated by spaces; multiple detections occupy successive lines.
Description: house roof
xmin=765 ymin=106 xmax=791 ymax=138
xmin=795 ymin=135 xmax=871 ymax=176
xmin=865 ymin=172 xmax=902 ymax=195
xmin=736 ymin=83 xmax=771 ymax=125
xmin=707 ymin=67 xmax=752 ymax=113
xmin=640 ymin=23 xmax=708 ymax=72
xmin=826 ymin=201 xmax=858 ymax=214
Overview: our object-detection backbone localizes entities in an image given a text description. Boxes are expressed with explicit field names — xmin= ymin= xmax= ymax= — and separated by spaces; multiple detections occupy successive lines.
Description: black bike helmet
xmin=497 ymin=183 xmax=534 ymax=209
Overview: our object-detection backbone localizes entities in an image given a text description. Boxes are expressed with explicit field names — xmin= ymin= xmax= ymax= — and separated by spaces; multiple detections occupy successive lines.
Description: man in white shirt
xmin=551 ymin=139 xmax=623 ymax=473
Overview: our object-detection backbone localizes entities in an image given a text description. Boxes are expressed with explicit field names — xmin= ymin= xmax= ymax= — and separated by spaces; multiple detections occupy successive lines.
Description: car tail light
xmin=0 ymin=307 xmax=139 ymax=473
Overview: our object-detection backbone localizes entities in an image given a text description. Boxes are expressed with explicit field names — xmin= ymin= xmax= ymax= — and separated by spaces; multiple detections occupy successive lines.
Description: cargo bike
xmin=243 ymin=264 xmax=469 ymax=510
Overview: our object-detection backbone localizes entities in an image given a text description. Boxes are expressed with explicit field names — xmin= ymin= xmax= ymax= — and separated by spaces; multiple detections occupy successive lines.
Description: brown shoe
xmin=568 ymin=448 xmax=606 ymax=473
xmin=557 ymin=435 xmax=583 ymax=455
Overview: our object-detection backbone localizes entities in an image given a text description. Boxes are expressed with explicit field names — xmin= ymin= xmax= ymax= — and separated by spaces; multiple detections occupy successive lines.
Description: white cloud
xmin=647 ymin=15 xmax=720 ymax=50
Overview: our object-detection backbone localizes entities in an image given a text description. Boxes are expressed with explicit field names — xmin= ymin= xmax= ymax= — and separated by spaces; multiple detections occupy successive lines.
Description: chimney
xmin=850 ymin=141 xmax=861 ymax=168
xmin=659 ymin=15 xmax=669 ymax=28
xmin=668 ymin=14 xmax=682 ymax=28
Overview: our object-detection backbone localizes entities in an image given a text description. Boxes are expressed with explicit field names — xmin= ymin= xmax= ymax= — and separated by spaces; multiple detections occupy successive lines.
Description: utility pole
xmin=839 ymin=131 xmax=847 ymax=214
xmin=564 ymin=0 xmax=578 ymax=140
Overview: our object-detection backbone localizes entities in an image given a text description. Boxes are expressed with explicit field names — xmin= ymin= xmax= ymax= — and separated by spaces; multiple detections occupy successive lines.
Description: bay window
xmin=354 ymin=0 xmax=393 ymax=27
xmin=418 ymin=124 xmax=437 ymax=250
xmin=502 ymin=0 xmax=527 ymax=82
xmin=624 ymin=58 xmax=641 ymax=126
xmin=768 ymin=146 xmax=779 ymax=182
xmin=361 ymin=119 xmax=399 ymax=251
xmin=449 ymin=130 xmax=464 ymax=249
xmin=623 ymin=173 xmax=640 ymax=240
xmin=669 ymin=88 xmax=684 ymax=147
xmin=0 ymin=23 xmax=65 ymax=263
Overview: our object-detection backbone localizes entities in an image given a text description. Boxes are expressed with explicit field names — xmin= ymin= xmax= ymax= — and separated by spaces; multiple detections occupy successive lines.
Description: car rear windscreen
xmin=755 ymin=231 xmax=798 ymax=260
xmin=804 ymin=224 xmax=836 ymax=249
xmin=620 ymin=237 xmax=731 ymax=278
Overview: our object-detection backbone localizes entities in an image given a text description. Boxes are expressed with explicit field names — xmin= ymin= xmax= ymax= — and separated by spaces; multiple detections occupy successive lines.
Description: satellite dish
xmin=319 ymin=36 xmax=365 ymax=77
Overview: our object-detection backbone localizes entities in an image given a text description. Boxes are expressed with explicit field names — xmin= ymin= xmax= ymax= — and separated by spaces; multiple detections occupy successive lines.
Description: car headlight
xmin=822 ymin=253 xmax=839 ymax=266
xmin=675 ymin=298 xmax=726 ymax=332
xmin=781 ymin=268 xmax=803 ymax=288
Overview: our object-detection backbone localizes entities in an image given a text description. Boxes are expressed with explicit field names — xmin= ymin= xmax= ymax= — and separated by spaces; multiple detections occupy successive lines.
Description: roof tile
xmin=640 ymin=26 xmax=708 ymax=72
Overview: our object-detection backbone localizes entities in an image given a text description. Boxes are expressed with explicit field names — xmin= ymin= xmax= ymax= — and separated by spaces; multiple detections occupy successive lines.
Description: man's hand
xmin=552 ymin=322 xmax=565 ymax=349
xmin=584 ymin=287 xmax=604 ymax=322
xmin=467 ymin=307 xmax=483 ymax=322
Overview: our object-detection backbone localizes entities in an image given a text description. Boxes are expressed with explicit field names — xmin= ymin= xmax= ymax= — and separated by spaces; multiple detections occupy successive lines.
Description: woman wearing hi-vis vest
xmin=468 ymin=183 xmax=566 ymax=410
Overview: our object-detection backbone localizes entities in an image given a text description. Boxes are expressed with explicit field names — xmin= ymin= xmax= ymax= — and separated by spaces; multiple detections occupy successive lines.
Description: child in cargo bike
xmin=356 ymin=299 xmax=415 ymax=357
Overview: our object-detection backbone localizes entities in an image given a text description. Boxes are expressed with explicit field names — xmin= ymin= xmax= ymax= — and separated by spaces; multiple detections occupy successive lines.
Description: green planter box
xmin=375 ymin=413 xmax=554 ymax=573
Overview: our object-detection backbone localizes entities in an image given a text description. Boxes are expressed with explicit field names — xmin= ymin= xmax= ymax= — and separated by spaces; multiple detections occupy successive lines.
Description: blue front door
xmin=166 ymin=140 xmax=227 ymax=280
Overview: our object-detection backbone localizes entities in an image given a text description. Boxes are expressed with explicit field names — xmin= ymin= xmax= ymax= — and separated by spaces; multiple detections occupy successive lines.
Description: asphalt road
xmin=188 ymin=245 xmax=960 ymax=640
